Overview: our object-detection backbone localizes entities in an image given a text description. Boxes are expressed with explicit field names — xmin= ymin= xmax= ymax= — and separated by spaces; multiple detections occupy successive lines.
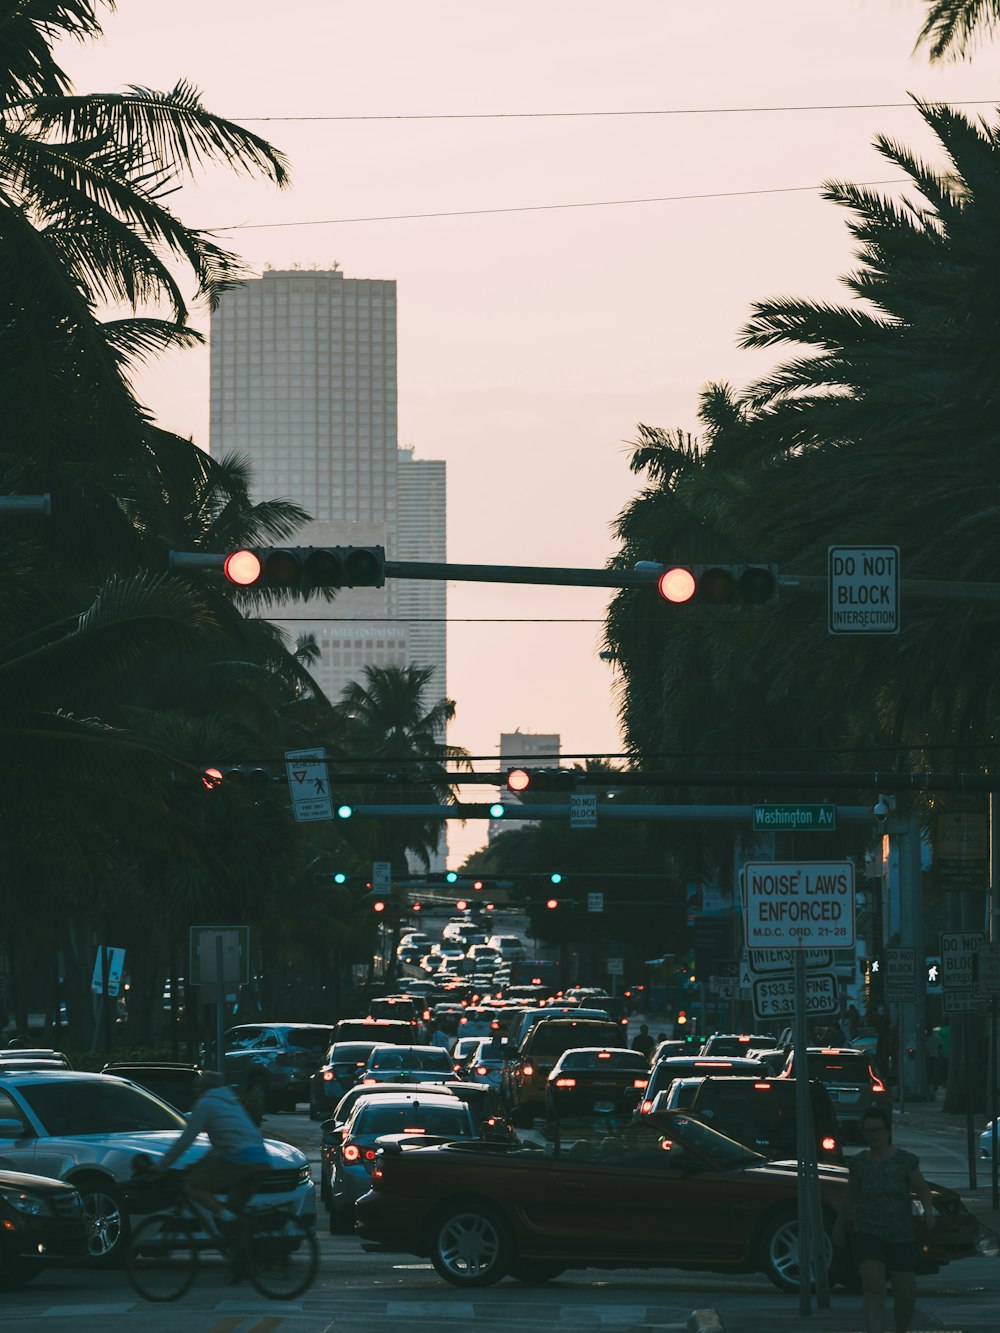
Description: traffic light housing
xmin=505 ymin=767 xmax=575 ymax=793
xmin=200 ymin=763 xmax=271 ymax=793
xmin=223 ymin=546 xmax=386 ymax=590
xmin=656 ymin=564 xmax=778 ymax=606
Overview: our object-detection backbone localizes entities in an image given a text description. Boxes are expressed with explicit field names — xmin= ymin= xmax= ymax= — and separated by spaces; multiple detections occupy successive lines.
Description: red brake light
xmin=364 ymin=1147 xmax=378 ymax=1160
xmin=822 ymin=1136 xmax=836 ymax=1151
xmin=553 ymin=1077 xmax=576 ymax=1088
xmin=753 ymin=1082 xmax=771 ymax=1090
xmin=871 ymin=1073 xmax=886 ymax=1093
xmin=598 ymin=1051 xmax=612 ymax=1060
xmin=521 ymin=1064 xmax=534 ymax=1077
xmin=323 ymin=1071 xmax=334 ymax=1081
xmin=738 ymin=1036 xmax=751 ymax=1043
xmin=362 ymin=1077 xmax=377 ymax=1085
xmin=342 ymin=1143 xmax=361 ymax=1162
xmin=476 ymin=1065 xmax=488 ymax=1076
xmin=632 ymin=1078 xmax=648 ymax=1089
xmin=640 ymin=1100 xmax=653 ymax=1114
xmin=371 ymin=1165 xmax=384 ymax=1185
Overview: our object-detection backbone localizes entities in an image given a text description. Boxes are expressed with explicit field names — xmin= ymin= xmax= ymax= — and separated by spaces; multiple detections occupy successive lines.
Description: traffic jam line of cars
xmin=0 ymin=930 xmax=983 ymax=1301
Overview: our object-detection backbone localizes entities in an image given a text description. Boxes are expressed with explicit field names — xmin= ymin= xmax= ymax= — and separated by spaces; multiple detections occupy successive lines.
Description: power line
xmin=213 ymin=179 xmax=906 ymax=231
xmin=232 ymin=99 xmax=1000 ymax=123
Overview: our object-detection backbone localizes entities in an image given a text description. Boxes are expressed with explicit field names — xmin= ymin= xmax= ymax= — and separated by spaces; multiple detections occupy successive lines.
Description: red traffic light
xmin=657 ymin=566 xmax=696 ymax=603
xmin=201 ymin=766 xmax=223 ymax=790
xmin=456 ymin=899 xmax=468 ymax=911
xmin=473 ymin=880 xmax=484 ymax=891
xmin=412 ymin=901 xmax=422 ymax=912
xmin=546 ymin=898 xmax=559 ymax=910
xmin=506 ymin=768 xmax=531 ymax=792
xmin=223 ymin=550 xmax=263 ymax=586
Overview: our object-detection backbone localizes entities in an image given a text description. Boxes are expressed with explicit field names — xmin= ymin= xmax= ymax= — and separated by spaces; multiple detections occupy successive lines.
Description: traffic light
xmin=372 ymin=900 xmax=386 ymax=913
xmin=455 ymin=898 xmax=469 ymax=911
xmin=505 ymin=768 xmax=575 ymax=793
xmin=222 ymin=546 xmax=386 ymax=591
xmin=546 ymin=898 xmax=559 ymax=910
xmin=655 ymin=564 xmax=778 ymax=606
xmin=200 ymin=763 xmax=270 ymax=793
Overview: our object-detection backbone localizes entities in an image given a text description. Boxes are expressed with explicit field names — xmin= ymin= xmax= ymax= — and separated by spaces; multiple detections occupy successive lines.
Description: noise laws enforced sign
xmin=743 ymin=861 xmax=855 ymax=950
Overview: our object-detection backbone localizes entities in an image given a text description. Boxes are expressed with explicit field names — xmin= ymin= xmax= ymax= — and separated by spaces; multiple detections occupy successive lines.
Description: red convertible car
xmin=355 ymin=1111 xmax=978 ymax=1290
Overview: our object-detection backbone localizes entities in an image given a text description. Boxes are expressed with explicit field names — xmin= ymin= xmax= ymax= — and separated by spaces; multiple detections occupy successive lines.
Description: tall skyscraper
xmin=208 ymin=267 xmax=446 ymax=714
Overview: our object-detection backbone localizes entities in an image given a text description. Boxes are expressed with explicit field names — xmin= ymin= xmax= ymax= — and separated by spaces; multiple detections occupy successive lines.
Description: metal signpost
xmin=885 ymin=947 xmax=916 ymax=1112
xmin=190 ymin=926 xmax=250 ymax=1075
xmin=941 ymin=930 xmax=985 ymax=1187
xmin=744 ymin=861 xmax=855 ymax=1315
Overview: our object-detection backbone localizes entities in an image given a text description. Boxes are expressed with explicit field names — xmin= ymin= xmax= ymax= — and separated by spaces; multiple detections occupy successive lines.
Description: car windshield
xmin=358 ymin=1102 xmax=471 ymax=1135
xmin=805 ymin=1055 xmax=869 ymax=1083
xmin=17 ymin=1079 xmax=186 ymax=1135
xmin=668 ymin=1114 xmax=764 ymax=1168
xmin=559 ymin=1050 xmax=647 ymax=1071
xmin=329 ymin=1043 xmax=377 ymax=1064
xmin=371 ymin=1048 xmax=452 ymax=1071
xmin=286 ymin=1029 xmax=333 ymax=1051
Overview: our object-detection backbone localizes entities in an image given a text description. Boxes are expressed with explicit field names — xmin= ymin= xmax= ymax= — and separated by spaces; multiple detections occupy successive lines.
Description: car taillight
xmin=323 ymin=1071 xmax=334 ymax=1081
xmin=454 ymin=1063 xmax=463 ymax=1073
xmin=633 ymin=1078 xmax=647 ymax=1089
xmin=371 ymin=1165 xmax=385 ymax=1185
xmin=423 ymin=1010 xmax=431 ymax=1020
xmin=476 ymin=1065 xmax=489 ymax=1077
xmin=553 ymin=1077 xmax=576 ymax=1088
xmin=822 ymin=1136 xmax=836 ymax=1151
xmin=521 ymin=1064 xmax=534 ymax=1077
xmin=362 ymin=1077 xmax=377 ymax=1084
xmin=753 ymin=1082 xmax=771 ymax=1090
xmin=640 ymin=1100 xmax=653 ymax=1114
xmin=343 ymin=1143 xmax=361 ymax=1162
xmin=871 ymin=1073 xmax=886 ymax=1093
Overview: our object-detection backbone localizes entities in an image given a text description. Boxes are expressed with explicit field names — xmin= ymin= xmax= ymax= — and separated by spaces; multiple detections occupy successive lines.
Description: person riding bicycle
xmin=149 ymin=1071 xmax=270 ymax=1225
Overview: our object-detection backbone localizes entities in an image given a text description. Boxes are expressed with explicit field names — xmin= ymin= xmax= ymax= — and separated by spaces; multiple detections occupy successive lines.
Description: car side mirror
xmin=0 ymin=1118 xmax=32 ymax=1139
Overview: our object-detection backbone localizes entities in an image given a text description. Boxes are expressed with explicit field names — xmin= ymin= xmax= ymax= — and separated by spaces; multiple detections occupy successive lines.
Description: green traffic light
xmin=446 ymin=871 xmax=458 ymax=883
xmin=550 ymin=873 xmax=562 ymax=885
xmin=489 ymin=803 xmax=505 ymax=818
xmin=337 ymin=804 xmax=353 ymax=819
xmin=333 ymin=872 xmax=347 ymax=884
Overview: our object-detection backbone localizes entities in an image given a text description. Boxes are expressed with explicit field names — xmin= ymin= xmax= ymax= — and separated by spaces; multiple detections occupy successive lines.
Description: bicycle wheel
xmin=126 ymin=1213 xmax=198 ymax=1302
xmin=246 ymin=1212 xmax=319 ymax=1300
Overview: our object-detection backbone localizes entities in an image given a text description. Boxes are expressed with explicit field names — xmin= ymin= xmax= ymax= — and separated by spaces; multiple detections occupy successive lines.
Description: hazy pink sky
xmin=57 ymin=2 xmax=1000 ymax=863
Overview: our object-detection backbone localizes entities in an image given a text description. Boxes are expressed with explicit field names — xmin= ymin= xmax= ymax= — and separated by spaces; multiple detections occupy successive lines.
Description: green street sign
xmin=752 ymin=804 xmax=836 ymax=832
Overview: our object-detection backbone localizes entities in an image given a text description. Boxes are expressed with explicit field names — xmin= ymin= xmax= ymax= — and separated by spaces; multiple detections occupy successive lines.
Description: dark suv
xmin=650 ymin=1074 xmax=844 ymax=1164
xmin=780 ymin=1046 xmax=888 ymax=1142
xmin=221 ymin=1022 xmax=334 ymax=1111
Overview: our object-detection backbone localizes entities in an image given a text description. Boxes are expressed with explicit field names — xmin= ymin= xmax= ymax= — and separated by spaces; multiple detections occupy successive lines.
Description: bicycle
xmin=124 ymin=1166 xmax=319 ymax=1302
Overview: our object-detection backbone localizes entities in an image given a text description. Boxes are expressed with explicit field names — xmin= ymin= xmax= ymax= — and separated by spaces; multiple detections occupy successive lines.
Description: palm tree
xmin=916 ymin=1 xmax=1000 ymax=59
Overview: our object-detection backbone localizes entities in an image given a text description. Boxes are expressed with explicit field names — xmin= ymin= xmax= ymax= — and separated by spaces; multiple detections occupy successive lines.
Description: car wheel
xmin=431 ymin=1202 xmax=511 ymax=1288
xmin=509 ymin=1261 xmax=564 ymax=1283
xmin=758 ymin=1208 xmax=833 ymax=1293
xmin=79 ymin=1178 xmax=129 ymax=1267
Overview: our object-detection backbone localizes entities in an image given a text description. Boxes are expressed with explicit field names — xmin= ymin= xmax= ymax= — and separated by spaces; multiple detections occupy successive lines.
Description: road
xmin=4 ymin=1108 xmax=999 ymax=1333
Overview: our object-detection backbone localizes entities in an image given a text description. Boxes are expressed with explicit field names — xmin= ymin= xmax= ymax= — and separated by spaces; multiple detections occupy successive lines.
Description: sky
xmin=55 ymin=1 xmax=1000 ymax=865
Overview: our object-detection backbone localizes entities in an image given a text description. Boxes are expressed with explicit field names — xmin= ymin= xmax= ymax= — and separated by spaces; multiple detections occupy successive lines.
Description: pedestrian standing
xmin=832 ymin=1103 xmax=935 ymax=1333
xmin=630 ymin=1023 xmax=655 ymax=1060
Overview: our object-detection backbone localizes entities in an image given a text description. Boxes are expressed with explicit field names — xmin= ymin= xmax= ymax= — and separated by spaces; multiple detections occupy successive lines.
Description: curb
xmin=687 ymin=1310 xmax=725 ymax=1333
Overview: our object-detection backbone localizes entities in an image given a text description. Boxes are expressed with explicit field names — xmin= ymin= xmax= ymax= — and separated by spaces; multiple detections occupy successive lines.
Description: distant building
xmin=490 ymin=731 xmax=561 ymax=841
xmin=208 ymin=267 xmax=446 ymax=714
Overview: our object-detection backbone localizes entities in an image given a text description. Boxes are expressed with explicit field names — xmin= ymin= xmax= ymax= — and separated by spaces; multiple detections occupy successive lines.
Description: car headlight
xmin=0 ymin=1188 xmax=53 ymax=1217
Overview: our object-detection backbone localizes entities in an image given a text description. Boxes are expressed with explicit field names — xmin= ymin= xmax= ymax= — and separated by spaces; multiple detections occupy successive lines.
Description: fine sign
xmin=744 ymin=862 xmax=855 ymax=949
xmin=752 ymin=972 xmax=838 ymax=1020
xmin=828 ymin=545 xmax=899 ymax=636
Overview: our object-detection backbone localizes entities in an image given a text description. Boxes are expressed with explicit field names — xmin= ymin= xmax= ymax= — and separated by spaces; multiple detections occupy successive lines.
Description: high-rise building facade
xmin=208 ymin=267 xmax=446 ymax=713
xmin=489 ymin=731 xmax=561 ymax=841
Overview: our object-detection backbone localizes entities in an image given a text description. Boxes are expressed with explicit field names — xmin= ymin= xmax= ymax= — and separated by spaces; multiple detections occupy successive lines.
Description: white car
xmin=980 ymin=1120 xmax=999 ymax=1160
xmin=0 ymin=1070 xmax=315 ymax=1265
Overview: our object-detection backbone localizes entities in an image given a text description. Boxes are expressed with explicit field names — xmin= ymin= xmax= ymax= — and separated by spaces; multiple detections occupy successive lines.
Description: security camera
xmin=873 ymin=799 xmax=889 ymax=823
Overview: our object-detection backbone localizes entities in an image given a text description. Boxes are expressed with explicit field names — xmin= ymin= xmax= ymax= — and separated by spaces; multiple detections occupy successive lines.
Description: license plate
xmin=594 ymin=1100 xmax=615 ymax=1113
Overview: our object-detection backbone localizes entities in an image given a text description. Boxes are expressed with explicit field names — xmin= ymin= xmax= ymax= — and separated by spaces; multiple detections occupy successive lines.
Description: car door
xmin=0 ymin=1087 xmax=36 ymax=1172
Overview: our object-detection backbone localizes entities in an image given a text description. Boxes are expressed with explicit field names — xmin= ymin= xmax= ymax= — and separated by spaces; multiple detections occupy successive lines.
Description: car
xmin=504 ymin=1005 xmax=613 ymax=1053
xmin=330 ymin=1092 xmax=475 ymax=1231
xmin=309 ymin=1041 xmax=387 ymax=1120
xmin=358 ymin=1044 xmax=456 ymax=1085
xmin=487 ymin=934 xmax=527 ymax=962
xmin=220 ymin=1022 xmax=334 ymax=1112
xmin=0 ymin=1048 xmax=71 ymax=1068
xmin=700 ymin=1033 xmax=776 ymax=1058
xmin=544 ymin=1047 xmax=649 ymax=1121
xmin=638 ymin=1056 xmax=767 ymax=1114
xmin=650 ymin=1075 xmax=845 ymax=1164
xmin=450 ymin=1036 xmax=484 ymax=1070
xmin=743 ymin=1047 xmax=790 ymax=1078
xmin=505 ymin=1018 xmax=629 ymax=1124
xmin=980 ymin=1119 xmax=999 ymax=1159
xmin=366 ymin=996 xmax=423 ymax=1034
xmin=0 ymin=1167 xmax=88 ymax=1289
xmin=779 ymin=1047 xmax=888 ymax=1141
xmin=650 ymin=1038 xmax=697 ymax=1064
xmin=355 ymin=1108 xmax=977 ymax=1290
xmin=457 ymin=1037 xmax=507 ymax=1090
xmin=0 ymin=1070 xmax=315 ymax=1265
xmin=101 ymin=1062 xmax=204 ymax=1113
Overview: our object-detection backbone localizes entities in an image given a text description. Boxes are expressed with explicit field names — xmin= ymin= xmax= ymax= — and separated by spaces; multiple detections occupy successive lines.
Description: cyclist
xmin=150 ymin=1071 xmax=270 ymax=1224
